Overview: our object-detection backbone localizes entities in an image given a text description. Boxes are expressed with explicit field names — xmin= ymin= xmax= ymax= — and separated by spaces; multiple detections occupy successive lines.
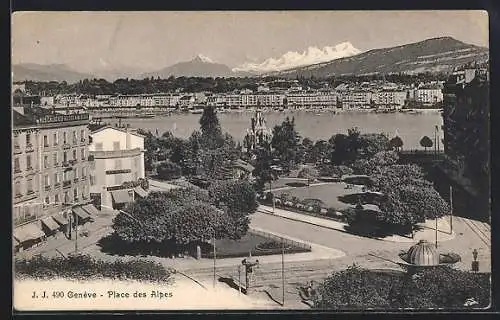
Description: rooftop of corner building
xmin=12 ymin=105 xmax=89 ymax=128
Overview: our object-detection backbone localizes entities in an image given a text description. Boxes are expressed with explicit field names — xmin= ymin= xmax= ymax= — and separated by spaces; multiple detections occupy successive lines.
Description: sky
xmin=12 ymin=11 xmax=489 ymax=73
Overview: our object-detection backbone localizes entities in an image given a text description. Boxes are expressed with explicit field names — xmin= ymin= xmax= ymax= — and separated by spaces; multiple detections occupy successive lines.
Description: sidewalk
xmin=258 ymin=205 xmax=455 ymax=243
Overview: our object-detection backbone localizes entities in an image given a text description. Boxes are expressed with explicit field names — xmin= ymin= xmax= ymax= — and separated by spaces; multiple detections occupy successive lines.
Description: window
xmin=114 ymin=159 xmax=122 ymax=169
xmin=43 ymin=135 xmax=48 ymax=147
xmin=53 ymin=132 xmax=58 ymax=146
xmin=26 ymin=155 xmax=32 ymax=169
xmin=72 ymin=150 xmax=77 ymax=161
xmin=81 ymin=148 xmax=85 ymax=160
xmin=80 ymin=129 xmax=85 ymax=141
xmin=113 ymin=141 xmax=120 ymax=150
xmin=95 ymin=142 xmax=103 ymax=151
xmin=73 ymin=188 xmax=78 ymax=200
xmin=55 ymin=193 xmax=60 ymax=204
xmin=14 ymin=158 xmax=20 ymax=172
xmin=26 ymin=133 xmax=31 ymax=146
xmin=45 ymin=196 xmax=50 ymax=205
xmin=90 ymin=175 xmax=95 ymax=186
xmin=44 ymin=155 xmax=49 ymax=168
xmin=74 ymin=168 xmax=79 ymax=179
xmin=63 ymin=132 xmax=67 ymax=144
xmin=63 ymin=151 xmax=68 ymax=163
xmin=54 ymin=172 xmax=60 ymax=184
xmin=27 ymin=179 xmax=33 ymax=193
xmin=44 ymin=174 xmax=50 ymax=186
xmin=15 ymin=181 xmax=21 ymax=196
xmin=53 ymin=152 xmax=58 ymax=166
xmin=64 ymin=192 xmax=70 ymax=204
xmin=73 ymin=131 xmax=78 ymax=144
xmin=13 ymin=134 xmax=20 ymax=148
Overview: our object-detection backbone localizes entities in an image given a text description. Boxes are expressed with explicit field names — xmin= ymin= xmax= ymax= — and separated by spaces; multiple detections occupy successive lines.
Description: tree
xmin=297 ymin=167 xmax=319 ymax=186
xmin=271 ymin=117 xmax=302 ymax=169
xmin=420 ymin=136 xmax=433 ymax=152
xmin=389 ymin=136 xmax=404 ymax=152
xmin=253 ymin=142 xmax=278 ymax=192
xmin=199 ymin=105 xmax=222 ymax=148
xmin=156 ymin=160 xmax=182 ymax=180
xmin=352 ymin=151 xmax=399 ymax=175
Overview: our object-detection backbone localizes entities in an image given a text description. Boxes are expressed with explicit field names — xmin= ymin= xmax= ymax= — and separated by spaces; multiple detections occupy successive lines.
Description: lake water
xmin=108 ymin=110 xmax=444 ymax=150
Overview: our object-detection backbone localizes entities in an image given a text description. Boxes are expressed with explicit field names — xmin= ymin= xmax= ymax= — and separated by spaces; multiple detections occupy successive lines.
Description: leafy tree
xmin=358 ymin=133 xmax=390 ymax=158
xmin=271 ymin=117 xmax=302 ymax=169
xmin=310 ymin=140 xmax=329 ymax=164
xmin=199 ymin=105 xmax=222 ymax=148
xmin=297 ymin=167 xmax=319 ymax=186
xmin=156 ymin=160 xmax=182 ymax=180
xmin=389 ymin=136 xmax=404 ymax=152
xmin=170 ymin=201 xmax=221 ymax=244
xmin=253 ymin=142 xmax=278 ymax=192
xmin=319 ymin=164 xmax=354 ymax=178
xmin=420 ymin=135 xmax=433 ymax=152
xmin=352 ymin=151 xmax=399 ymax=175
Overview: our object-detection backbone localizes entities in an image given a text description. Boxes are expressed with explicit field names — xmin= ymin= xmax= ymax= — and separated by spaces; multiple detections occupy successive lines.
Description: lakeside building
xmin=12 ymin=106 xmax=95 ymax=252
xmin=438 ymin=64 xmax=489 ymax=220
xmin=415 ymin=83 xmax=444 ymax=105
xmin=88 ymin=125 xmax=147 ymax=211
xmin=373 ymin=89 xmax=407 ymax=109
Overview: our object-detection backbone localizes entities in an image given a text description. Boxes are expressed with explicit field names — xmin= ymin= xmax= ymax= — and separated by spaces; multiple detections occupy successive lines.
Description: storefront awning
xmin=72 ymin=206 xmax=91 ymax=221
xmin=111 ymin=189 xmax=134 ymax=204
xmin=133 ymin=186 xmax=148 ymax=198
xmin=41 ymin=217 xmax=60 ymax=231
xmin=13 ymin=223 xmax=46 ymax=243
xmin=53 ymin=212 xmax=69 ymax=225
xmin=82 ymin=204 xmax=99 ymax=216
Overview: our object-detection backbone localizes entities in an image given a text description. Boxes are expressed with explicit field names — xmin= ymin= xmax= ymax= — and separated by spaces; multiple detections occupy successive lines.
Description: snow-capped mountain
xmin=232 ymin=42 xmax=361 ymax=73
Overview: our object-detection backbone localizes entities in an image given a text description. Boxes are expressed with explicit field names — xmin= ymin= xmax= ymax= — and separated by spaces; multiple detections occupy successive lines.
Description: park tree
xmin=253 ymin=142 xmax=278 ymax=192
xmin=420 ymin=136 xmax=433 ymax=152
xmin=156 ymin=160 xmax=182 ymax=180
xmin=271 ymin=117 xmax=302 ymax=169
xmin=199 ymin=105 xmax=222 ymax=148
xmin=352 ymin=151 xmax=399 ymax=175
xmin=358 ymin=133 xmax=390 ymax=158
xmin=311 ymin=140 xmax=330 ymax=164
xmin=297 ymin=167 xmax=319 ymax=186
xmin=389 ymin=136 xmax=404 ymax=152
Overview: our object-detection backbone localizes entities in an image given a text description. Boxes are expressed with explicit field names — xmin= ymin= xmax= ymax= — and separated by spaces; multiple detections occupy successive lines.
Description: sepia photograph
xmin=11 ymin=10 xmax=490 ymax=311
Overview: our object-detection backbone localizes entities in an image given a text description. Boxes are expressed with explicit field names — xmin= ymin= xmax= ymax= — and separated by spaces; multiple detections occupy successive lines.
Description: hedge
xmin=15 ymin=254 xmax=174 ymax=283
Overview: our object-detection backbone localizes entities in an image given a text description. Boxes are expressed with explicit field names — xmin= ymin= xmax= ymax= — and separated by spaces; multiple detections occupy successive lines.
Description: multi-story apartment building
xmin=373 ymin=90 xmax=407 ymax=109
xmin=338 ymin=89 xmax=373 ymax=109
xmin=415 ymin=83 xmax=444 ymax=105
xmin=88 ymin=126 xmax=146 ymax=211
xmin=12 ymin=106 xmax=95 ymax=252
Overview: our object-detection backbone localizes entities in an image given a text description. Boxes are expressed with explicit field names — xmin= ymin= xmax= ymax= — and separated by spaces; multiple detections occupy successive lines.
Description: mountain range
xmin=268 ymin=37 xmax=489 ymax=78
xmin=12 ymin=37 xmax=488 ymax=83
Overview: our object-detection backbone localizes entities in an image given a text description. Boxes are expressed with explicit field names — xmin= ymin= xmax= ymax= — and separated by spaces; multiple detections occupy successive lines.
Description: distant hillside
xmin=12 ymin=63 xmax=94 ymax=83
xmin=269 ymin=37 xmax=489 ymax=78
xmin=142 ymin=55 xmax=254 ymax=78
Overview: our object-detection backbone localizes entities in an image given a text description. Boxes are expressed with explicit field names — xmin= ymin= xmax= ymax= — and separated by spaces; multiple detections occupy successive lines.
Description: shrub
xmin=15 ymin=254 xmax=173 ymax=283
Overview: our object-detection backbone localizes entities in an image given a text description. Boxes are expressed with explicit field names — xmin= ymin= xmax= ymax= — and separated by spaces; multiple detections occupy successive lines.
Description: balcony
xmin=14 ymin=192 xmax=23 ymax=199
xmin=69 ymin=159 xmax=77 ymax=165
xmin=90 ymin=148 xmax=143 ymax=159
xmin=45 ymin=185 xmax=51 ymax=191
xmin=62 ymin=161 xmax=72 ymax=168
xmin=81 ymin=176 xmax=87 ymax=181
xmin=63 ymin=180 xmax=72 ymax=188
xmin=74 ymin=177 xmax=80 ymax=183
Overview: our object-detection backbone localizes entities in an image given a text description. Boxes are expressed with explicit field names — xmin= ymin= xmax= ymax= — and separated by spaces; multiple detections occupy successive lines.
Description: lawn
xmin=273 ymin=182 xmax=364 ymax=210
xmin=201 ymin=230 xmax=311 ymax=259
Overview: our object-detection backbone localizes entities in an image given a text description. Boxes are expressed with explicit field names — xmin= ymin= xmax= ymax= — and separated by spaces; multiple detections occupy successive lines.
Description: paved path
xmin=258 ymin=205 xmax=455 ymax=243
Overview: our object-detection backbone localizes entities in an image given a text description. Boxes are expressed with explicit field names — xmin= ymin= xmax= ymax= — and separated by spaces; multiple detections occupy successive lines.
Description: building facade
xmin=12 ymin=107 xmax=95 ymax=252
xmin=89 ymin=126 xmax=146 ymax=210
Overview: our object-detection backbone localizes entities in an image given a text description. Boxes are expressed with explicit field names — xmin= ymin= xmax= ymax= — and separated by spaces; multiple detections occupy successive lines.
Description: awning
xmin=111 ymin=189 xmax=134 ymax=204
xmin=53 ymin=213 xmax=69 ymax=225
xmin=41 ymin=217 xmax=60 ymax=231
xmin=72 ymin=206 xmax=91 ymax=221
xmin=82 ymin=204 xmax=99 ymax=216
xmin=133 ymin=186 xmax=148 ymax=198
xmin=361 ymin=204 xmax=382 ymax=213
xmin=13 ymin=223 xmax=46 ymax=243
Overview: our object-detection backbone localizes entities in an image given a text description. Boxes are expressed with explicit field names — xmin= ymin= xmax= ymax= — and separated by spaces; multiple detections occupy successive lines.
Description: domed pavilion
xmin=398 ymin=240 xmax=461 ymax=273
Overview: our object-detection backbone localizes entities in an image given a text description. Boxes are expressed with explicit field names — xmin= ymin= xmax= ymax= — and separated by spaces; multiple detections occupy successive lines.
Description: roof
xmin=111 ymin=189 xmax=135 ymax=204
xmin=90 ymin=125 xmax=146 ymax=138
xmin=403 ymin=240 xmax=440 ymax=266
xmin=41 ymin=217 xmax=60 ymax=231
xmin=73 ymin=206 xmax=91 ymax=220
xmin=133 ymin=186 xmax=148 ymax=198
xmin=13 ymin=223 xmax=46 ymax=243
xmin=52 ymin=212 xmax=69 ymax=225
xmin=82 ymin=204 xmax=99 ymax=216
